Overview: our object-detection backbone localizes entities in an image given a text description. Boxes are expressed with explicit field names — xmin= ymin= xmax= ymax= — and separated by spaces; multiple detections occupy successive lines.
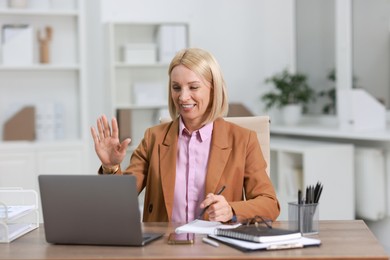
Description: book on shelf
xmin=215 ymin=224 xmax=301 ymax=243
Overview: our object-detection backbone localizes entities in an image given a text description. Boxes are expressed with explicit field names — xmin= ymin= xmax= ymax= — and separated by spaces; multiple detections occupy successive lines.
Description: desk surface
xmin=0 ymin=220 xmax=388 ymax=260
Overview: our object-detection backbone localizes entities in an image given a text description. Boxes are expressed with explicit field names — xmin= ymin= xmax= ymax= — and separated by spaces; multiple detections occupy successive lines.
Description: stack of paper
xmin=208 ymin=234 xmax=321 ymax=251
xmin=175 ymin=219 xmax=241 ymax=235
xmin=176 ymin=220 xmax=321 ymax=252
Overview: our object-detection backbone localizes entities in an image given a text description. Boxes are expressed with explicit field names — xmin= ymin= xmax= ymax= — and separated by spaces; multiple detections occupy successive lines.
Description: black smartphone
xmin=167 ymin=232 xmax=195 ymax=245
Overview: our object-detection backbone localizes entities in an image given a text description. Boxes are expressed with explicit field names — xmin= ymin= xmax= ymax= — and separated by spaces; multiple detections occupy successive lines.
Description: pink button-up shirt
xmin=171 ymin=118 xmax=213 ymax=223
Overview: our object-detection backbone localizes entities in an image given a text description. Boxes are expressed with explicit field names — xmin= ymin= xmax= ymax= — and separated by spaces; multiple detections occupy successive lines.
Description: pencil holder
xmin=288 ymin=202 xmax=319 ymax=235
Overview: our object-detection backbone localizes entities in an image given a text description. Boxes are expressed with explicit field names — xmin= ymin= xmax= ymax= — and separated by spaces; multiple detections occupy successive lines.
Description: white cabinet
xmin=355 ymin=147 xmax=387 ymax=221
xmin=0 ymin=0 xmax=87 ymax=187
xmin=105 ymin=22 xmax=189 ymax=149
xmin=270 ymin=137 xmax=355 ymax=220
xmin=0 ymin=149 xmax=35 ymax=190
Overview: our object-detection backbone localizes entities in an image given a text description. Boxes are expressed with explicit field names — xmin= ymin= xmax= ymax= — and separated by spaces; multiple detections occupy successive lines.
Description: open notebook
xmin=38 ymin=174 xmax=163 ymax=246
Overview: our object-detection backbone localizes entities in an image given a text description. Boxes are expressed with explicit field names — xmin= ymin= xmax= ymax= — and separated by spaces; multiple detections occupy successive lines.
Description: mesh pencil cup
xmin=288 ymin=202 xmax=319 ymax=235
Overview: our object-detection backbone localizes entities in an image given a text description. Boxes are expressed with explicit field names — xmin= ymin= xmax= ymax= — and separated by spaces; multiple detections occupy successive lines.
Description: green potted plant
xmin=318 ymin=68 xmax=359 ymax=115
xmin=261 ymin=69 xmax=315 ymax=125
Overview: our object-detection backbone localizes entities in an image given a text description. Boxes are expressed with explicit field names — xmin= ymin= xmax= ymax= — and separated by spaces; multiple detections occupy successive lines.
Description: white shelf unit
xmin=270 ymin=137 xmax=355 ymax=221
xmin=0 ymin=0 xmax=88 ymax=215
xmin=0 ymin=188 xmax=39 ymax=243
xmin=0 ymin=0 xmax=87 ymax=141
xmin=105 ymin=22 xmax=189 ymax=149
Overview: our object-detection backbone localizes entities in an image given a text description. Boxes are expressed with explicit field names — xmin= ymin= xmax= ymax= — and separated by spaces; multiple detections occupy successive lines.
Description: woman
xmin=91 ymin=48 xmax=280 ymax=223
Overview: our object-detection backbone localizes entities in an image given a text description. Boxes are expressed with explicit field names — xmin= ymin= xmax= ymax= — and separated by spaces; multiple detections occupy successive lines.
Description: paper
xmin=208 ymin=234 xmax=321 ymax=251
xmin=175 ymin=219 xmax=241 ymax=235
xmin=0 ymin=205 xmax=35 ymax=220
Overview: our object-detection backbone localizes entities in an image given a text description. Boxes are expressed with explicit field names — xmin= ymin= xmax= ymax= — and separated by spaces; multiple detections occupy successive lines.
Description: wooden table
xmin=0 ymin=220 xmax=388 ymax=260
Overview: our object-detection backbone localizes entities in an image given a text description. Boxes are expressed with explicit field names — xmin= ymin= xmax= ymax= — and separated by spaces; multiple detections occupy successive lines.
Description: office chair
xmin=224 ymin=116 xmax=270 ymax=177
xmin=160 ymin=116 xmax=270 ymax=176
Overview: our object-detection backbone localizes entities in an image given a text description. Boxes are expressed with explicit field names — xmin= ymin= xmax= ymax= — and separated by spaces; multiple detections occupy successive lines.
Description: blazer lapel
xmin=159 ymin=119 xmax=179 ymax=221
xmin=205 ymin=118 xmax=231 ymax=194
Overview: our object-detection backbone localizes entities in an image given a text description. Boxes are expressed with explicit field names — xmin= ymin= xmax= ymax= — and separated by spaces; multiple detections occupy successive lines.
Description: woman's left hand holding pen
xmin=199 ymin=187 xmax=233 ymax=222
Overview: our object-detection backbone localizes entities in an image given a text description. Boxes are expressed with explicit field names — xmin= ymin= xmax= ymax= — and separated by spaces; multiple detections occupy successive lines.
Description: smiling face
xmin=170 ymin=64 xmax=211 ymax=132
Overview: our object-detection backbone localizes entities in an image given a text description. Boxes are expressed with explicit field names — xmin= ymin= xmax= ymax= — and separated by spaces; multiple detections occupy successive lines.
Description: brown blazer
xmin=111 ymin=117 xmax=280 ymax=222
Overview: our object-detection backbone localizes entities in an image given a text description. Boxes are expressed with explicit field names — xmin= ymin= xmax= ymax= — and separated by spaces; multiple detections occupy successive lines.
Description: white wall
xmin=296 ymin=0 xmax=335 ymax=115
xmin=353 ymin=0 xmax=390 ymax=108
xmin=85 ymin=0 xmax=294 ymax=171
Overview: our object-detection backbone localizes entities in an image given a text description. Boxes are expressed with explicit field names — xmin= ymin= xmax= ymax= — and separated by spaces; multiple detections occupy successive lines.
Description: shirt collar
xmin=179 ymin=117 xmax=213 ymax=142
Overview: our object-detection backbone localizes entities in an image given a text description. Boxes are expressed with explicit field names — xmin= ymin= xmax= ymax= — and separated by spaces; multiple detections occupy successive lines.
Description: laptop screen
xmin=38 ymin=174 xmax=162 ymax=246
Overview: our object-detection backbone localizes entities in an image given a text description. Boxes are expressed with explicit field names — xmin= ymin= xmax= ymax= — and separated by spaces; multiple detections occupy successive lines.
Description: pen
xmin=197 ymin=185 xmax=226 ymax=219
xmin=298 ymin=189 xmax=302 ymax=204
xmin=202 ymin=237 xmax=219 ymax=247
xmin=267 ymin=243 xmax=304 ymax=250
xmin=315 ymin=184 xmax=323 ymax=203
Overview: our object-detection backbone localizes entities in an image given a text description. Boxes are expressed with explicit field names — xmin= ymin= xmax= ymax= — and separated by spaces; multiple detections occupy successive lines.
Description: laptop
xmin=38 ymin=174 xmax=163 ymax=246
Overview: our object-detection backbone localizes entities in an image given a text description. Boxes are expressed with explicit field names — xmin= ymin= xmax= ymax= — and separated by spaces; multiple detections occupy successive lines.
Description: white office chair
xmin=160 ymin=116 xmax=270 ymax=176
xmin=224 ymin=116 xmax=270 ymax=177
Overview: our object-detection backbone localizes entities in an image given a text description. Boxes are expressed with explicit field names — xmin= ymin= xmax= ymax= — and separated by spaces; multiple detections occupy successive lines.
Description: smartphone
xmin=168 ymin=232 xmax=195 ymax=245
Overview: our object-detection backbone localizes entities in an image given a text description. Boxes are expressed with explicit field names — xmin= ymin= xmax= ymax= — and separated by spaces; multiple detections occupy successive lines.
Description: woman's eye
xmin=172 ymin=85 xmax=181 ymax=91
xmin=190 ymin=85 xmax=199 ymax=90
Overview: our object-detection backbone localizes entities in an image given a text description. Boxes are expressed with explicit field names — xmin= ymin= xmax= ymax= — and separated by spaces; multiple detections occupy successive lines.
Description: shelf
xmin=0 ymin=140 xmax=85 ymax=148
xmin=0 ymin=64 xmax=80 ymax=71
xmin=115 ymin=62 xmax=169 ymax=68
xmin=271 ymin=122 xmax=390 ymax=142
xmin=270 ymin=137 xmax=348 ymax=152
xmin=116 ymin=104 xmax=167 ymax=110
xmin=0 ymin=9 xmax=78 ymax=16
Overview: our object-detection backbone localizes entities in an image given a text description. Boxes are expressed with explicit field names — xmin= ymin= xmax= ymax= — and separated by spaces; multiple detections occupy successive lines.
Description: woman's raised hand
xmin=90 ymin=115 xmax=131 ymax=168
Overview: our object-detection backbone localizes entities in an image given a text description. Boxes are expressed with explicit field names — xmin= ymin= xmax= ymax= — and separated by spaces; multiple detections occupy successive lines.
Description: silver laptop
xmin=38 ymin=174 xmax=163 ymax=246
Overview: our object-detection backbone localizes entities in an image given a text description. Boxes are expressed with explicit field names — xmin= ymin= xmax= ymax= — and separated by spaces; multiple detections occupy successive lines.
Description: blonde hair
xmin=167 ymin=48 xmax=229 ymax=124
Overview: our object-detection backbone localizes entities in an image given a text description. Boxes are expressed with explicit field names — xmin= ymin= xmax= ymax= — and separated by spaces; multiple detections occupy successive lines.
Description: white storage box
xmin=157 ymin=25 xmax=187 ymax=63
xmin=122 ymin=43 xmax=156 ymax=64
xmin=1 ymin=24 xmax=33 ymax=65
xmin=132 ymin=81 xmax=166 ymax=106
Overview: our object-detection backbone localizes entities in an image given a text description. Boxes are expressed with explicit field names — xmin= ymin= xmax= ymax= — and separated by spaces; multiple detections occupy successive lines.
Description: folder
xmin=3 ymin=106 xmax=35 ymax=141
xmin=116 ymin=108 xmax=132 ymax=142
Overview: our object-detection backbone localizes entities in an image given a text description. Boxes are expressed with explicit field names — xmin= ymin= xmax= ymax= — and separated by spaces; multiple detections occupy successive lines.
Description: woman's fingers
xmin=111 ymin=117 xmax=119 ymax=139
xmin=102 ymin=115 xmax=111 ymax=138
xmin=204 ymin=195 xmax=233 ymax=222
xmin=90 ymin=126 xmax=99 ymax=144
xmin=95 ymin=115 xmax=119 ymax=140
xmin=97 ymin=116 xmax=104 ymax=139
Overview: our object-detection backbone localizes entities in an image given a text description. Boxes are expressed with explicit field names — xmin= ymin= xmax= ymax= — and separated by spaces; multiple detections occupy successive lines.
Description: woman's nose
xmin=179 ymin=90 xmax=190 ymax=101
